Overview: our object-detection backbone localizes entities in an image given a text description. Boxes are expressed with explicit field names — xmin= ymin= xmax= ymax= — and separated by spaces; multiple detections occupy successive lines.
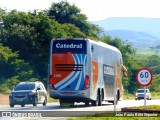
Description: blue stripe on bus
xmin=56 ymin=54 xmax=87 ymax=90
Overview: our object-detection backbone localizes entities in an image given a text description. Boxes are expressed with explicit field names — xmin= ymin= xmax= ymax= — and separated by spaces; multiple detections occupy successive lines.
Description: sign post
xmin=136 ymin=68 xmax=152 ymax=109
xmin=144 ymin=86 xmax=146 ymax=109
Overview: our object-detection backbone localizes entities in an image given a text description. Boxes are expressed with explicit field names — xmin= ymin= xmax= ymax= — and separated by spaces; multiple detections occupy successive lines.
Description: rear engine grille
xmin=55 ymin=64 xmax=83 ymax=71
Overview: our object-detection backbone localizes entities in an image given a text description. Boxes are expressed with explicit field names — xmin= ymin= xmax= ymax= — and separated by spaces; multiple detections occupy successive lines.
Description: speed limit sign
xmin=136 ymin=68 xmax=152 ymax=86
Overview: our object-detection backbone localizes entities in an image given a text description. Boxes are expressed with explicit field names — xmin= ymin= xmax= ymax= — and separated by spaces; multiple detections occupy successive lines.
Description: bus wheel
xmin=91 ymin=91 xmax=102 ymax=106
xmin=91 ymin=95 xmax=98 ymax=106
xmin=85 ymin=101 xmax=89 ymax=106
xmin=98 ymin=90 xmax=102 ymax=106
xmin=21 ymin=104 xmax=25 ymax=107
xmin=91 ymin=100 xmax=97 ymax=106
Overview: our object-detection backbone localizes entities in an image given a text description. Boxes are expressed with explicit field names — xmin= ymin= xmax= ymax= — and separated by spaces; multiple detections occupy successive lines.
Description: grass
xmin=47 ymin=93 xmax=58 ymax=103
xmin=67 ymin=105 xmax=160 ymax=120
xmin=132 ymin=105 xmax=160 ymax=110
xmin=123 ymin=91 xmax=160 ymax=100
xmin=150 ymin=92 xmax=160 ymax=99
xmin=123 ymin=92 xmax=135 ymax=100
xmin=68 ymin=117 xmax=160 ymax=120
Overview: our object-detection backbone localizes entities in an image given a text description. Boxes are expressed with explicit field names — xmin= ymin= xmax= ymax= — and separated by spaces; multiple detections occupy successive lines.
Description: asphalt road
xmin=1 ymin=100 xmax=160 ymax=119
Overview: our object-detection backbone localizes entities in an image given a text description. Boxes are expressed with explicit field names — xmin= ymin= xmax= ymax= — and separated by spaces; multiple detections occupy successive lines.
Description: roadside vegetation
xmin=0 ymin=1 xmax=160 ymax=99
xmin=123 ymin=91 xmax=135 ymax=100
xmin=132 ymin=105 xmax=160 ymax=110
xmin=67 ymin=105 xmax=160 ymax=119
xmin=47 ymin=93 xmax=58 ymax=103
xmin=68 ymin=117 xmax=160 ymax=120
xmin=124 ymin=91 xmax=160 ymax=100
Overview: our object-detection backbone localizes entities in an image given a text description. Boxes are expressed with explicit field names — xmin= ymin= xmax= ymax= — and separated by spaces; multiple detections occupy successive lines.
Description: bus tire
xmin=91 ymin=95 xmax=98 ymax=106
xmin=21 ymin=104 xmax=25 ymax=107
xmin=91 ymin=90 xmax=102 ymax=106
xmin=85 ymin=101 xmax=89 ymax=106
xmin=98 ymin=90 xmax=102 ymax=106
xmin=91 ymin=100 xmax=97 ymax=106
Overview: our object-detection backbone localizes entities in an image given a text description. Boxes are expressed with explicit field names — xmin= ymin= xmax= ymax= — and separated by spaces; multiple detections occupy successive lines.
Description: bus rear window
xmin=52 ymin=40 xmax=86 ymax=54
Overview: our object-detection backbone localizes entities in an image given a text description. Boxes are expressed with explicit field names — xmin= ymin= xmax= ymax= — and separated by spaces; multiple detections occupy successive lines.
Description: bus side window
xmin=91 ymin=45 xmax=94 ymax=52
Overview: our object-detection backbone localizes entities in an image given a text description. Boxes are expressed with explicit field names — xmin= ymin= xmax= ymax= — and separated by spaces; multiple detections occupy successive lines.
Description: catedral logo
xmin=56 ymin=43 xmax=83 ymax=49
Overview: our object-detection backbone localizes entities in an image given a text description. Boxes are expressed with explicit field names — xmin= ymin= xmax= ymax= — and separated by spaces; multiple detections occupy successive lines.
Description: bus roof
xmin=51 ymin=38 xmax=121 ymax=54
xmin=88 ymin=39 xmax=121 ymax=54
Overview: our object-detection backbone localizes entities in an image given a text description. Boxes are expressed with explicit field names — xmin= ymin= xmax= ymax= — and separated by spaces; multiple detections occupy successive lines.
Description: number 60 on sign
xmin=136 ymin=68 xmax=152 ymax=86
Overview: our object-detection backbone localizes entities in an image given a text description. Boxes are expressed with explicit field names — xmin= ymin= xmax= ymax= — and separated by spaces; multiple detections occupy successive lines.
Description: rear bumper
xmin=50 ymin=90 xmax=91 ymax=102
xmin=135 ymin=96 xmax=150 ymax=99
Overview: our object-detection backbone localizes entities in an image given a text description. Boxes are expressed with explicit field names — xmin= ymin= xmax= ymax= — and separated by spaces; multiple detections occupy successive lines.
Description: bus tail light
xmin=82 ymin=75 xmax=89 ymax=90
xmin=49 ymin=75 xmax=53 ymax=84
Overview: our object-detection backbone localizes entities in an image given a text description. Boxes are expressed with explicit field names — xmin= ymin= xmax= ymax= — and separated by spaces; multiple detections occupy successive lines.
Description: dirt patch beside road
xmin=0 ymin=93 xmax=9 ymax=105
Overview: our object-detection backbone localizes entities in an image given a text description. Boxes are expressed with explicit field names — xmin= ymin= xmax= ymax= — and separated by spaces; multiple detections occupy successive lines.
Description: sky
xmin=0 ymin=0 xmax=160 ymax=21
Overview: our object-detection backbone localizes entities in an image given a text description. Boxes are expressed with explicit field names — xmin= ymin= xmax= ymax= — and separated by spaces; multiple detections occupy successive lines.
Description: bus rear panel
xmin=49 ymin=38 xmax=91 ymax=102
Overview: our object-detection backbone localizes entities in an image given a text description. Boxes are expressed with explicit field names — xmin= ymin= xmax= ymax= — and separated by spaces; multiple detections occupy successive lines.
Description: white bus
xmin=49 ymin=38 xmax=127 ymax=106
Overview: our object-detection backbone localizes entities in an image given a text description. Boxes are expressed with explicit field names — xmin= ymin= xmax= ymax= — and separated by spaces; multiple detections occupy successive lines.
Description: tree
xmin=0 ymin=44 xmax=36 ymax=93
xmin=48 ymin=1 xmax=81 ymax=24
xmin=0 ymin=8 xmax=6 ymax=21
xmin=149 ymin=74 xmax=160 ymax=92
xmin=61 ymin=23 xmax=86 ymax=37
xmin=1 ymin=9 xmax=90 ymax=87
xmin=145 ymin=55 xmax=160 ymax=68
xmin=48 ymin=1 xmax=102 ymax=37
